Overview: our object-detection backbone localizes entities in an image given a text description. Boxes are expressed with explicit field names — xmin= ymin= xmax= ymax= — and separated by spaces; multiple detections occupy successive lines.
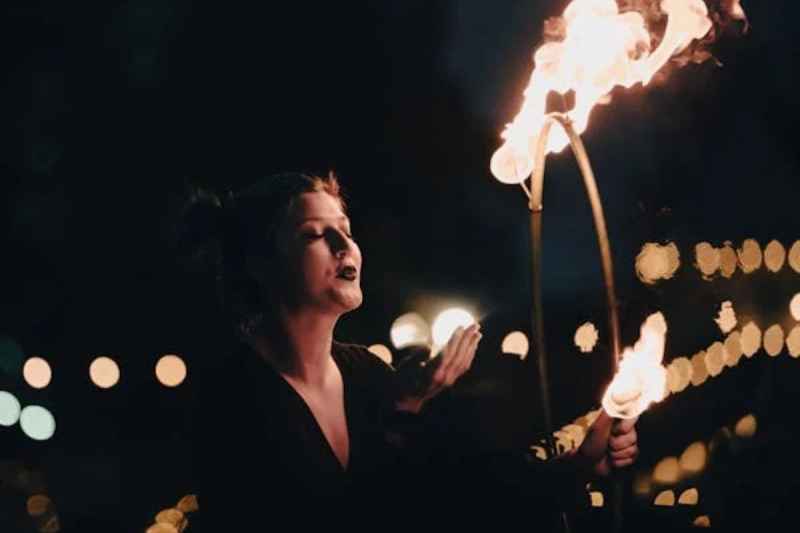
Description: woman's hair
xmin=175 ymin=171 xmax=345 ymax=339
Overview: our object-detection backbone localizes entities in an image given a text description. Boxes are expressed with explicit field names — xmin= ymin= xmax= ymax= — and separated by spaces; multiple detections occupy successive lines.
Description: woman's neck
xmin=253 ymin=307 xmax=339 ymax=387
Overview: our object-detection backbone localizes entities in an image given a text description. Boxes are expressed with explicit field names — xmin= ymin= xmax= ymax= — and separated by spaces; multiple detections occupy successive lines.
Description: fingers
xmin=433 ymin=323 xmax=481 ymax=386
xmin=609 ymin=445 xmax=638 ymax=461
xmin=609 ymin=427 xmax=637 ymax=451
xmin=611 ymin=416 xmax=638 ymax=436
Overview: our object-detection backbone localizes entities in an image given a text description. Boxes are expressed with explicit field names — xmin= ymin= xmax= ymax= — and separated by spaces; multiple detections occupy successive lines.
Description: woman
xmin=179 ymin=172 xmax=637 ymax=530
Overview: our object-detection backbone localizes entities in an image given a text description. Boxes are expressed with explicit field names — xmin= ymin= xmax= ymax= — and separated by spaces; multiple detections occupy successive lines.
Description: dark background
xmin=2 ymin=1 xmax=799 ymax=531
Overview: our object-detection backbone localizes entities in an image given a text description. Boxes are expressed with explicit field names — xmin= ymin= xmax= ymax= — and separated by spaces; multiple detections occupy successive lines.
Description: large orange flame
xmin=490 ymin=0 xmax=745 ymax=184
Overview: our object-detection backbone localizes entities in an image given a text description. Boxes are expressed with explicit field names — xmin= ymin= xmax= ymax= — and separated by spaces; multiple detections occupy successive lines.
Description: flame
xmin=602 ymin=312 xmax=668 ymax=419
xmin=491 ymin=0 xmax=737 ymax=184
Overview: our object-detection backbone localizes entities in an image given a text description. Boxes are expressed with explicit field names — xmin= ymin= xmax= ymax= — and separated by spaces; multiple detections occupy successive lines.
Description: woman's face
xmin=278 ymin=191 xmax=363 ymax=314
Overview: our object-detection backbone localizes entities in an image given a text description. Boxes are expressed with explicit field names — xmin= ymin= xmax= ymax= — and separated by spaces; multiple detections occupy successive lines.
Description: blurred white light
xmin=20 ymin=405 xmax=56 ymax=441
xmin=714 ymin=301 xmax=737 ymax=334
xmin=390 ymin=313 xmax=431 ymax=350
xmin=367 ymin=344 xmax=393 ymax=365
xmin=791 ymin=294 xmax=800 ymax=322
xmin=431 ymin=308 xmax=475 ymax=347
xmin=0 ymin=391 xmax=22 ymax=426
xmin=90 ymin=357 xmax=120 ymax=389
xmin=23 ymin=357 xmax=52 ymax=389
xmin=501 ymin=331 xmax=529 ymax=359
xmin=155 ymin=355 xmax=187 ymax=387
xmin=574 ymin=322 xmax=599 ymax=353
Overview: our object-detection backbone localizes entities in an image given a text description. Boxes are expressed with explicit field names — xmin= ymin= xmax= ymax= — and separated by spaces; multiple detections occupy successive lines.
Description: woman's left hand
xmin=396 ymin=323 xmax=482 ymax=413
xmin=576 ymin=410 xmax=639 ymax=477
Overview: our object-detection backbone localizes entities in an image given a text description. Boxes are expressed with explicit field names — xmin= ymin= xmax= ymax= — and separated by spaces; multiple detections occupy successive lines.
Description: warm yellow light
xmin=590 ymin=491 xmax=604 ymax=507
xmin=0 ymin=390 xmax=21 ymax=426
xmin=719 ymin=243 xmax=738 ymax=278
xmin=390 ymin=312 xmax=431 ymax=350
xmin=740 ymin=322 xmax=761 ymax=358
xmin=714 ymin=301 xmax=737 ymax=334
xmin=763 ymin=324 xmax=784 ymax=357
xmin=26 ymin=494 xmax=52 ymax=517
xmin=530 ymin=445 xmax=548 ymax=461
xmin=19 ymin=405 xmax=56 ymax=441
xmin=789 ymin=241 xmax=800 ymax=273
xmin=176 ymin=494 xmax=199 ymax=514
xmin=666 ymin=364 xmax=680 ymax=394
xmin=693 ymin=515 xmax=711 ymax=527
xmin=431 ymin=308 xmax=476 ymax=348
xmin=764 ymin=240 xmax=786 ymax=272
xmin=501 ymin=331 xmax=529 ymax=359
xmin=724 ymin=331 xmax=743 ymax=367
xmin=562 ymin=424 xmax=586 ymax=448
xmin=155 ymin=508 xmax=187 ymax=532
xmin=787 ymin=326 xmax=800 ymax=358
xmin=146 ymin=524 xmax=180 ymax=533
xmin=23 ymin=357 xmax=52 ymax=389
xmin=734 ymin=414 xmax=757 ymax=438
xmin=653 ymin=456 xmax=681 ymax=485
xmin=636 ymin=242 xmax=680 ymax=284
xmin=367 ymin=344 xmax=393 ymax=365
xmin=654 ymin=490 xmax=675 ymax=506
xmin=574 ymin=322 xmax=599 ymax=353
xmin=690 ymin=351 xmax=708 ymax=386
xmin=156 ymin=355 xmax=187 ymax=388
xmin=705 ymin=342 xmax=725 ymax=377
xmin=737 ymin=238 xmax=763 ymax=273
xmin=679 ymin=442 xmax=707 ymax=476
xmin=790 ymin=294 xmax=800 ymax=322
xmin=90 ymin=356 xmax=120 ymax=388
xmin=633 ymin=471 xmax=652 ymax=498
xmin=695 ymin=242 xmax=720 ymax=278
xmin=678 ymin=488 xmax=699 ymax=505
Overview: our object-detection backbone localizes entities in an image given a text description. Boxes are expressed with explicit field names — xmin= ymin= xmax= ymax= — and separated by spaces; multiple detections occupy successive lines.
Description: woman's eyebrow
xmin=297 ymin=215 xmax=350 ymax=225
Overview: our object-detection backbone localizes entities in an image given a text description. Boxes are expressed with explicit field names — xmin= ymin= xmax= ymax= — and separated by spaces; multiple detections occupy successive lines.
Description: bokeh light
xmin=26 ymin=494 xmax=53 ymax=517
xmin=89 ymin=356 xmax=120 ymax=389
xmin=431 ymin=308 xmax=475 ymax=347
xmin=764 ymin=240 xmax=786 ymax=272
xmin=678 ymin=488 xmax=699 ymax=505
xmin=633 ymin=471 xmax=652 ymax=498
xmin=390 ymin=313 xmax=431 ymax=349
xmin=176 ymin=494 xmax=199 ymax=514
xmin=740 ymin=322 xmax=761 ymax=358
xmin=705 ymin=342 xmax=725 ymax=377
xmin=671 ymin=357 xmax=692 ymax=392
xmin=590 ymin=491 xmax=604 ymax=507
xmin=635 ymin=242 xmax=680 ymax=284
xmin=734 ymin=414 xmax=757 ymax=438
xmin=787 ymin=326 xmax=800 ymax=358
xmin=789 ymin=241 xmax=800 ymax=273
xmin=679 ymin=442 xmax=707 ymax=476
xmin=155 ymin=355 xmax=187 ymax=387
xmin=724 ymin=331 xmax=743 ymax=367
xmin=695 ymin=242 xmax=720 ymax=278
xmin=714 ymin=301 xmax=737 ymax=334
xmin=737 ymin=238 xmax=762 ymax=273
xmin=693 ymin=515 xmax=711 ymax=527
xmin=763 ymin=324 xmax=784 ymax=357
xmin=654 ymin=490 xmax=675 ymax=506
xmin=368 ymin=344 xmax=393 ymax=365
xmin=574 ymin=322 xmax=599 ymax=353
xmin=719 ymin=244 xmax=738 ymax=278
xmin=501 ymin=331 xmax=529 ymax=359
xmin=19 ymin=405 xmax=56 ymax=441
xmin=0 ymin=390 xmax=22 ymax=426
xmin=790 ymin=294 xmax=800 ymax=321
xmin=690 ymin=351 xmax=708 ymax=386
xmin=23 ymin=357 xmax=52 ymax=389
xmin=653 ymin=456 xmax=681 ymax=485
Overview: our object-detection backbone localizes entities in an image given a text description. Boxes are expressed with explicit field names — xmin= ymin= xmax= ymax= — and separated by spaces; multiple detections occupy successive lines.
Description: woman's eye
xmin=303 ymin=232 xmax=324 ymax=240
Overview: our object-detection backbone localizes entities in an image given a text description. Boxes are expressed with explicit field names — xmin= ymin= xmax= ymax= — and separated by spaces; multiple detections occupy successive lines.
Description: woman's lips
xmin=336 ymin=265 xmax=357 ymax=281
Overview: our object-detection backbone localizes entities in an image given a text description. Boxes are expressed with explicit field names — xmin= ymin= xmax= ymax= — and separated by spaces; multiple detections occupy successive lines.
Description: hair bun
xmin=171 ymin=186 xmax=228 ymax=275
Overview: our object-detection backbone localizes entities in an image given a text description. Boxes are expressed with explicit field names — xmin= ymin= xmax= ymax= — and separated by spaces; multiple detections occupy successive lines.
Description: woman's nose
xmin=326 ymin=229 xmax=351 ymax=256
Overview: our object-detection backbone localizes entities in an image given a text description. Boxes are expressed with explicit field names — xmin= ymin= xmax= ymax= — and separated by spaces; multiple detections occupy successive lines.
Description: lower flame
xmin=602 ymin=312 xmax=668 ymax=419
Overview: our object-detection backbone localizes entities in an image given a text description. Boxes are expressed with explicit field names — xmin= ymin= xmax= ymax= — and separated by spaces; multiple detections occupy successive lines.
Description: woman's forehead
xmin=292 ymin=192 xmax=346 ymax=223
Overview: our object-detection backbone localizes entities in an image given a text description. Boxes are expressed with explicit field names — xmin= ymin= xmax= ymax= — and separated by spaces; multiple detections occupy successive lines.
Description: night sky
xmin=2 ymin=1 xmax=800 ymax=532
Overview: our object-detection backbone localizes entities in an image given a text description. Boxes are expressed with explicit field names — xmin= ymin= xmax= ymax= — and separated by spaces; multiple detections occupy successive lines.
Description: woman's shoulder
xmin=332 ymin=340 xmax=395 ymax=381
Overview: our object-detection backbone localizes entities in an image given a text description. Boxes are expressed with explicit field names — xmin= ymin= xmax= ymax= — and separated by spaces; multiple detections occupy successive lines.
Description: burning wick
xmin=602 ymin=312 xmax=668 ymax=419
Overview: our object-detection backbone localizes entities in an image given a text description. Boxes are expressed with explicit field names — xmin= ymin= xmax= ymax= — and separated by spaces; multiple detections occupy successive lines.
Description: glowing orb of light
xmin=737 ymin=238 xmax=762 ymax=273
xmin=390 ymin=313 xmax=431 ymax=350
xmin=678 ymin=488 xmax=699 ymax=505
xmin=790 ymin=294 xmax=800 ymax=322
xmin=724 ymin=331 xmax=743 ymax=367
xmin=0 ymin=391 xmax=22 ymax=426
xmin=679 ymin=442 xmax=707 ymax=476
xmin=740 ymin=322 xmax=762 ymax=358
xmin=89 ymin=356 xmax=120 ymax=389
xmin=719 ymin=244 xmax=738 ymax=278
xmin=787 ymin=326 xmax=800 ymax=358
xmin=19 ymin=405 xmax=56 ymax=441
xmin=26 ymin=494 xmax=52 ymax=517
xmin=155 ymin=355 xmax=187 ymax=387
xmin=653 ymin=456 xmax=681 ymax=485
xmin=763 ymin=324 xmax=784 ymax=357
xmin=690 ymin=351 xmax=708 ymax=386
xmin=23 ymin=357 xmax=52 ymax=389
xmin=789 ymin=241 xmax=800 ymax=273
xmin=694 ymin=242 xmax=720 ymax=278
xmin=146 ymin=524 xmax=179 ymax=533
xmin=176 ymin=494 xmax=199 ymax=513
xmin=574 ymin=322 xmax=599 ymax=353
xmin=693 ymin=515 xmax=711 ymax=528
xmin=590 ymin=492 xmax=604 ymax=507
xmin=633 ymin=472 xmax=652 ymax=498
xmin=654 ymin=490 xmax=675 ymax=506
xmin=669 ymin=357 xmax=692 ymax=392
xmin=665 ymin=364 xmax=680 ymax=394
xmin=734 ymin=413 xmax=757 ymax=438
xmin=635 ymin=242 xmax=679 ymax=284
xmin=714 ymin=301 xmax=737 ymax=334
xmin=431 ymin=308 xmax=476 ymax=348
xmin=501 ymin=331 xmax=529 ymax=359
xmin=368 ymin=344 xmax=393 ymax=365
xmin=764 ymin=240 xmax=786 ymax=272
xmin=704 ymin=342 xmax=725 ymax=377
